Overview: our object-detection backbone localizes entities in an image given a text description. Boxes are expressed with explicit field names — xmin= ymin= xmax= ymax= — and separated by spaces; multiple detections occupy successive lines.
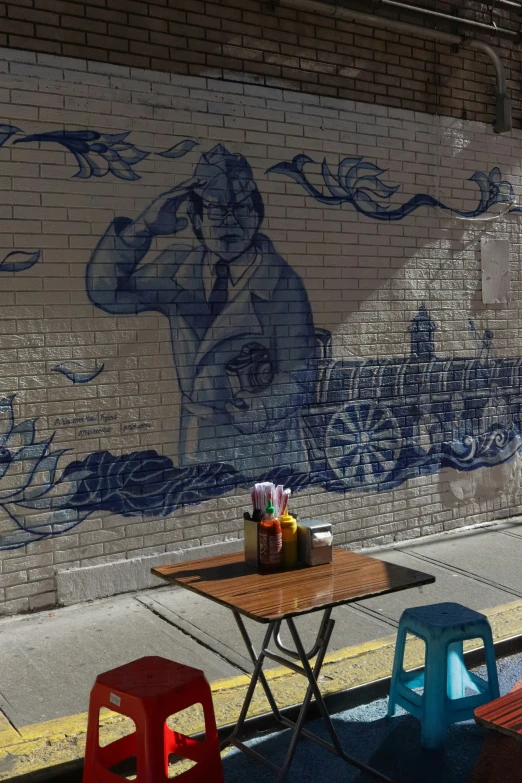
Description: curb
xmin=2 ymin=598 xmax=522 ymax=781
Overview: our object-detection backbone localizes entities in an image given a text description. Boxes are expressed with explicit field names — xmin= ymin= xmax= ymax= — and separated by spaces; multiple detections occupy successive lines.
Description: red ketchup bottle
xmin=259 ymin=498 xmax=282 ymax=573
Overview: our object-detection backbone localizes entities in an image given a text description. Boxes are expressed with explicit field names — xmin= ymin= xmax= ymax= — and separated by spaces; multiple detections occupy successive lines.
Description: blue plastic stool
xmin=388 ymin=602 xmax=499 ymax=749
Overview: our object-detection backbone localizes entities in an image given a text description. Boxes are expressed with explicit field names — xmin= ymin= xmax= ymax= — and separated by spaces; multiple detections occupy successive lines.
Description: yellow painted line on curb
xmin=0 ymin=713 xmax=18 ymax=749
xmin=1 ymin=598 xmax=522 ymax=780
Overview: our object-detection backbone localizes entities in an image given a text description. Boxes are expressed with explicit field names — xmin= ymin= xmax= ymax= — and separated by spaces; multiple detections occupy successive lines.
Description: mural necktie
xmin=208 ymin=258 xmax=229 ymax=318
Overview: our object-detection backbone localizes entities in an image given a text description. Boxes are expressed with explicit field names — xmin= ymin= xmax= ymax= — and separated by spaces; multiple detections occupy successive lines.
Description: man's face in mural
xmin=193 ymin=192 xmax=261 ymax=262
xmin=189 ymin=145 xmax=263 ymax=263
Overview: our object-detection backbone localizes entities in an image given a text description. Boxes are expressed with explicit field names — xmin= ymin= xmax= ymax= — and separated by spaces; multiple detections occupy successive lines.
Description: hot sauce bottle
xmin=259 ymin=498 xmax=282 ymax=573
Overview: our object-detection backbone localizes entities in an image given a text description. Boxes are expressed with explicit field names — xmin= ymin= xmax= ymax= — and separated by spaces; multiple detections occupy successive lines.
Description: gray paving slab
xmin=2 ymin=524 xmax=519 ymax=734
xmin=356 ymin=549 xmax=517 ymax=624
xmin=400 ymin=529 xmax=522 ymax=597
xmin=499 ymin=522 xmax=522 ymax=539
xmin=140 ymin=587 xmax=397 ymax=671
xmin=0 ymin=593 xmax=239 ymax=728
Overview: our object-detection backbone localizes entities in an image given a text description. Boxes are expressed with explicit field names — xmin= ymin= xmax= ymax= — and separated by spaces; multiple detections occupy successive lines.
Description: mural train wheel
xmin=325 ymin=402 xmax=402 ymax=488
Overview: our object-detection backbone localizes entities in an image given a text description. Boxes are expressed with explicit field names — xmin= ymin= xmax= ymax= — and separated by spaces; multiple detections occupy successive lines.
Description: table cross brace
xmin=220 ymin=609 xmax=396 ymax=783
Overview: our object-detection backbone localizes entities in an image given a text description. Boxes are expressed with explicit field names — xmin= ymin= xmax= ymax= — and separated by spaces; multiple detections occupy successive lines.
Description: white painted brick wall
xmin=0 ymin=47 xmax=520 ymax=613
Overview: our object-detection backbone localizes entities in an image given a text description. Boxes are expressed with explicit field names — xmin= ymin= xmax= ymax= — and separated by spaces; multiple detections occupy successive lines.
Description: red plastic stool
xmin=83 ymin=656 xmax=224 ymax=783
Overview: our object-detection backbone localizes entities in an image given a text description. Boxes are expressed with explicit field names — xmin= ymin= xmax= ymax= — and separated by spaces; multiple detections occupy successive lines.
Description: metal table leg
xmin=221 ymin=609 xmax=396 ymax=783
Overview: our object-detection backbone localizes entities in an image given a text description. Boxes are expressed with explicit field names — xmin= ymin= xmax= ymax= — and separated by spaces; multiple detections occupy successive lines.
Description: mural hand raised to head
xmin=138 ymin=177 xmax=206 ymax=237
xmin=86 ymin=143 xmax=318 ymax=481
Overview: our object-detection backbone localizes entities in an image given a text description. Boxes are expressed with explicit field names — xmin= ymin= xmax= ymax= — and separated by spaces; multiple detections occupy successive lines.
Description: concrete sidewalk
xmin=1 ymin=519 xmax=522 ymax=779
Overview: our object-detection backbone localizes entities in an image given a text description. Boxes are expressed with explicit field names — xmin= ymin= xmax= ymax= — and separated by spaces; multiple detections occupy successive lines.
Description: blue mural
xmin=157 ymin=139 xmax=199 ymax=159
xmin=301 ymin=305 xmax=522 ymax=491
xmin=0 ymin=121 xmax=519 ymax=217
xmin=267 ymin=156 xmax=515 ymax=220
xmin=4 ymin=302 xmax=522 ymax=550
xmin=86 ymin=144 xmax=318 ymax=477
xmin=13 ymin=130 xmax=149 ymax=180
xmin=3 ymin=135 xmax=522 ymax=550
xmin=0 ymin=396 xmax=75 ymax=547
xmin=61 ymin=453 xmax=241 ymax=517
xmin=0 ymin=125 xmax=21 ymax=147
xmin=52 ymin=361 xmax=105 ymax=384
xmin=0 ymin=250 xmax=41 ymax=273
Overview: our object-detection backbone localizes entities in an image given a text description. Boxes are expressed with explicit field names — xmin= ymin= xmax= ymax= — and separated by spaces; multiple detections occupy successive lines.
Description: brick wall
xmin=0 ymin=46 xmax=520 ymax=613
xmin=0 ymin=0 xmax=520 ymax=615
xmin=1 ymin=0 xmax=521 ymax=128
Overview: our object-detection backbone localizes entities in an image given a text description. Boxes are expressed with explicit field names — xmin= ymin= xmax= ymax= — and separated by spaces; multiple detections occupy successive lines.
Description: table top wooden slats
xmin=152 ymin=547 xmax=435 ymax=623
xmin=475 ymin=690 xmax=522 ymax=743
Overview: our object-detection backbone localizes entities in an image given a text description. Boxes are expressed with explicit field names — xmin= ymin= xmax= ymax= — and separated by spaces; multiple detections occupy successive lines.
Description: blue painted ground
xmin=222 ymin=652 xmax=522 ymax=783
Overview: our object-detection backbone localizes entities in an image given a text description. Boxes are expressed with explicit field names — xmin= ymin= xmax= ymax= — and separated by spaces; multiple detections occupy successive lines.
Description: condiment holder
xmin=243 ymin=481 xmax=333 ymax=570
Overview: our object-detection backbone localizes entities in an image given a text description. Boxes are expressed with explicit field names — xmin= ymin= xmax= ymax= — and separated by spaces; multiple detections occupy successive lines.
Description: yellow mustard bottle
xmin=280 ymin=510 xmax=298 ymax=569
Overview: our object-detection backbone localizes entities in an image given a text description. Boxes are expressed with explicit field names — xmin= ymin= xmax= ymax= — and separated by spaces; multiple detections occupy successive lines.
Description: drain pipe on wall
xmin=278 ymin=0 xmax=512 ymax=133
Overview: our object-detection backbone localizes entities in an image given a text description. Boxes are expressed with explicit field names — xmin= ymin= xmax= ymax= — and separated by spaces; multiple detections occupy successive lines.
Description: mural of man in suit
xmin=87 ymin=144 xmax=317 ymax=476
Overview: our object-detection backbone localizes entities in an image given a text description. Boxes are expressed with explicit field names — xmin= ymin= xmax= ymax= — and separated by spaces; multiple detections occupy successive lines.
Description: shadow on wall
xmin=123 ymin=1 xmax=501 ymax=125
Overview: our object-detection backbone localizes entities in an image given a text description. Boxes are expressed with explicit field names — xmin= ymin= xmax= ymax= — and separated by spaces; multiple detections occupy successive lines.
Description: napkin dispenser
xmin=297 ymin=520 xmax=333 ymax=566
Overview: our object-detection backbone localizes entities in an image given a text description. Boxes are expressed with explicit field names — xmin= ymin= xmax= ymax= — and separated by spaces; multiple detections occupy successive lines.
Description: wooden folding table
xmin=153 ymin=547 xmax=434 ymax=783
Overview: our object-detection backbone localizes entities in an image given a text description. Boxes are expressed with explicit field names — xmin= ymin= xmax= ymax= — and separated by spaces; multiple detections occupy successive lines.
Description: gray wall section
xmin=56 ymin=538 xmax=243 ymax=606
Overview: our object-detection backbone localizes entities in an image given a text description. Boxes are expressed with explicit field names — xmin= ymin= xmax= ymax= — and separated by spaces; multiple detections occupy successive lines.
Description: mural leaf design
xmin=0 ymin=396 xmax=96 ymax=550
xmin=0 ymin=250 xmax=41 ymax=273
xmin=0 ymin=125 xmax=22 ymax=147
xmin=321 ymin=160 xmax=348 ymax=199
xmin=268 ymin=155 xmax=516 ymax=220
xmin=61 ymin=451 xmax=245 ymax=517
xmin=52 ymin=361 xmax=104 ymax=384
xmin=0 ymin=395 xmax=68 ymax=524
xmin=14 ymin=130 xmax=149 ymax=181
xmin=157 ymin=139 xmax=199 ymax=158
